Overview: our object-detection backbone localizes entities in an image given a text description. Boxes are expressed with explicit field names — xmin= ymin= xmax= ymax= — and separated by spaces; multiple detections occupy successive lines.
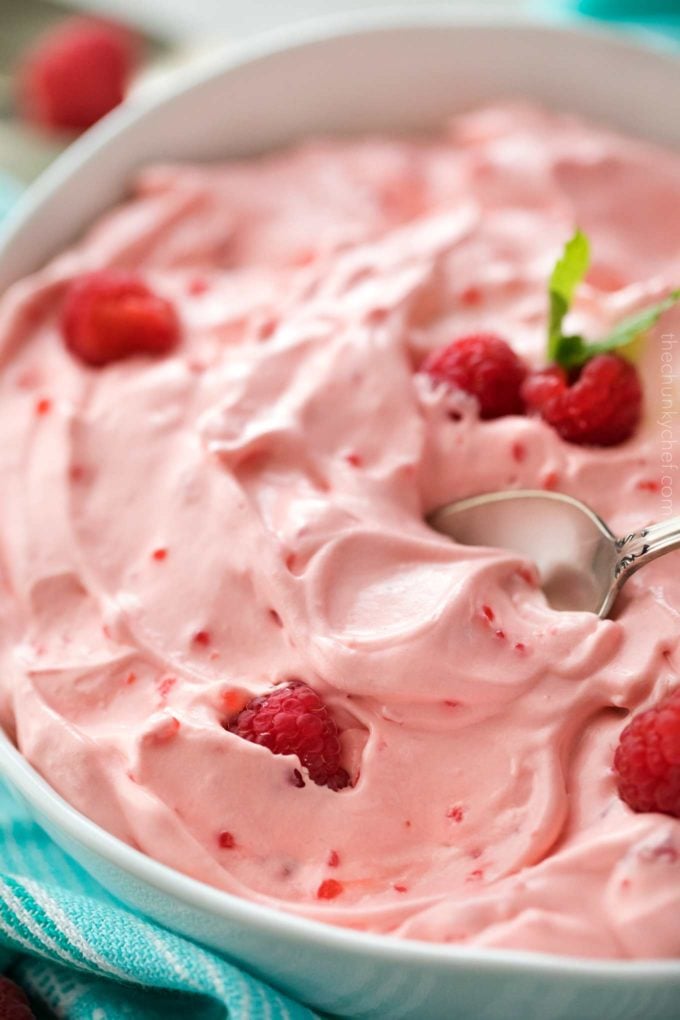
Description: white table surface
xmin=58 ymin=0 xmax=534 ymax=41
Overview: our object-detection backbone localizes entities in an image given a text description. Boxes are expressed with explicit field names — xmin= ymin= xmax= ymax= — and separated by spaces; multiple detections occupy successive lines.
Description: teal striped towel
xmin=560 ymin=0 xmax=680 ymax=41
xmin=0 ymin=781 xmax=317 ymax=1019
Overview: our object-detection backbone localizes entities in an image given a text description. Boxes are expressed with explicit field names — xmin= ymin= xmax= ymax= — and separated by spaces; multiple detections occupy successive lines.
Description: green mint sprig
xmin=547 ymin=228 xmax=680 ymax=370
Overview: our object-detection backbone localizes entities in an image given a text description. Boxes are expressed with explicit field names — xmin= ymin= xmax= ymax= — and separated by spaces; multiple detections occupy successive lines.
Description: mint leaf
xmin=552 ymin=334 xmax=589 ymax=369
xmin=546 ymin=227 xmax=679 ymax=370
xmin=553 ymin=289 xmax=680 ymax=369
xmin=590 ymin=288 xmax=680 ymax=354
xmin=548 ymin=229 xmax=590 ymax=362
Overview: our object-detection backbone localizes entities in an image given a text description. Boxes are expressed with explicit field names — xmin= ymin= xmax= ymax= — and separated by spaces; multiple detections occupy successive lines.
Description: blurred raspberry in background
xmin=0 ymin=976 xmax=36 ymax=1019
xmin=17 ymin=16 xmax=139 ymax=134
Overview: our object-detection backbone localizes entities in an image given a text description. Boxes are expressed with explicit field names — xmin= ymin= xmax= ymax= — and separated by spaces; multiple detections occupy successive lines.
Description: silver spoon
xmin=429 ymin=490 xmax=680 ymax=618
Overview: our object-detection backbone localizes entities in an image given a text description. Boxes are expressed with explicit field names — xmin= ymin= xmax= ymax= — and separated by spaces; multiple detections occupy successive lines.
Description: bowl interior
xmin=1 ymin=13 xmax=679 ymax=292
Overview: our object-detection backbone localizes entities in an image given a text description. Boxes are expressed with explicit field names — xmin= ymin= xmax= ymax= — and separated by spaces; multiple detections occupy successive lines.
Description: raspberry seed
xmin=317 ymin=879 xmax=343 ymax=900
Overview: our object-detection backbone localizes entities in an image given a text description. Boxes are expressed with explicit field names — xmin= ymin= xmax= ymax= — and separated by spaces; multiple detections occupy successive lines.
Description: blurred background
xmin=0 ymin=0 xmax=679 ymax=206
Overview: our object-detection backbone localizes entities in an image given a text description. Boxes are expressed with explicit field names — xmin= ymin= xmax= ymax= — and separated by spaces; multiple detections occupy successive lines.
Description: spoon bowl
xmin=429 ymin=489 xmax=680 ymax=617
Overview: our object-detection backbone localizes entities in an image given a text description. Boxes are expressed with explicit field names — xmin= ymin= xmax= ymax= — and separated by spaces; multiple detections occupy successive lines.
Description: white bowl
xmin=1 ymin=12 xmax=679 ymax=1019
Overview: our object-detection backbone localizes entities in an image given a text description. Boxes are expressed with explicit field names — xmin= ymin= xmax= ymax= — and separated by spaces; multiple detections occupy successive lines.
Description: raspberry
xmin=0 ymin=978 xmax=35 ymax=1020
xmin=522 ymin=354 xmax=642 ymax=447
xmin=614 ymin=689 xmax=680 ymax=818
xmin=62 ymin=272 xmax=180 ymax=367
xmin=18 ymin=18 xmax=136 ymax=134
xmin=229 ymin=680 xmax=349 ymax=790
xmin=422 ymin=333 xmax=527 ymax=420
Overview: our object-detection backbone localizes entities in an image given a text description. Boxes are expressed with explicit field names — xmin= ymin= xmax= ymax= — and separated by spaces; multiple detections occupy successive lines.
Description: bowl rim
xmin=1 ymin=7 xmax=679 ymax=977
xmin=2 ymin=728 xmax=679 ymax=978
xmin=2 ymin=5 xmax=680 ymax=259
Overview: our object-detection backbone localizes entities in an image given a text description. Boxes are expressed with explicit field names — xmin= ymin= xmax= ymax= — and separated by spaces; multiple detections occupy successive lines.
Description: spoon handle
xmin=614 ymin=515 xmax=680 ymax=580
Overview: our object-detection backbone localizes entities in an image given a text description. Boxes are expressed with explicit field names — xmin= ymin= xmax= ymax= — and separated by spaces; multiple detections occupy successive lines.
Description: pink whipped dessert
xmin=1 ymin=104 xmax=679 ymax=958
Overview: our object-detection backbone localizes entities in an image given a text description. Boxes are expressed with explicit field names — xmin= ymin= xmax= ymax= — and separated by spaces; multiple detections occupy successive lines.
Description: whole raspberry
xmin=62 ymin=271 xmax=180 ymax=367
xmin=522 ymin=353 xmax=642 ymax=447
xmin=614 ymin=689 xmax=680 ymax=818
xmin=229 ymin=680 xmax=349 ymax=790
xmin=422 ymin=333 xmax=527 ymax=420
xmin=18 ymin=18 xmax=136 ymax=134
xmin=0 ymin=978 xmax=36 ymax=1020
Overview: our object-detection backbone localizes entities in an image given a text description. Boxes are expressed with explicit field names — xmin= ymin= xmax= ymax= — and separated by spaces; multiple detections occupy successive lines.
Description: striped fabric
xmin=0 ymin=781 xmax=317 ymax=1019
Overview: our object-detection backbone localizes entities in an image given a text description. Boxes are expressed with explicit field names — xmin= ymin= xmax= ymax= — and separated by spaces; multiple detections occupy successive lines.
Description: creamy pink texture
xmin=1 ymin=104 xmax=680 ymax=958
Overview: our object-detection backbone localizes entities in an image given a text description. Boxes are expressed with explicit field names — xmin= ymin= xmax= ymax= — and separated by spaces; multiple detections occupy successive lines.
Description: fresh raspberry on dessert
xmin=229 ymin=680 xmax=349 ymax=790
xmin=0 ymin=978 xmax=36 ymax=1020
xmin=18 ymin=18 xmax=136 ymax=134
xmin=522 ymin=353 xmax=642 ymax=447
xmin=614 ymin=689 xmax=680 ymax=818
xmin=422 ymin=333 xmax=527 ymax=419
xmin=62 ymin=272 xmax=180 ymax=367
